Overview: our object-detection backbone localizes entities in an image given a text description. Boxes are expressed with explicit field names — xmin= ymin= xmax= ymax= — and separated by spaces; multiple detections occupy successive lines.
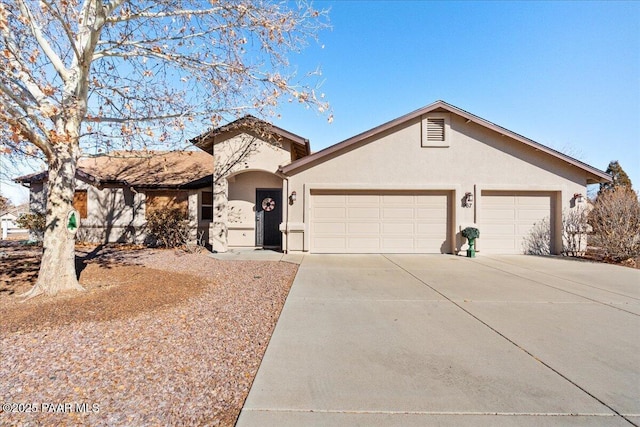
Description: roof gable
xmin=191 ymin=115 xmax=311 ymax=160
xmin=279 ymin=101 xmax=611 ymax=184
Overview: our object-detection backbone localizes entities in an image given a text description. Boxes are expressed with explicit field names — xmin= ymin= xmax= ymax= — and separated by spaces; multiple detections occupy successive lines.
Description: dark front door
xmin=256 ymin=188 xmax=282 ymax=248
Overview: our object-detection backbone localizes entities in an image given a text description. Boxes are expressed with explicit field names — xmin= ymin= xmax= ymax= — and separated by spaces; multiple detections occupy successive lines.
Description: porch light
xmin=573 ymin=193 xmax=585 ymax=204
xmin=464 ymin=192 xmax=473 ymax=208
xmin=289 ymin=191 xmax=297 ymax=204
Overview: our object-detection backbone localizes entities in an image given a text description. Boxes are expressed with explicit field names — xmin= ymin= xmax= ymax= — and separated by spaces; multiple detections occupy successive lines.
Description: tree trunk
xmin=25 ymin=143 xmax=84 ymax=297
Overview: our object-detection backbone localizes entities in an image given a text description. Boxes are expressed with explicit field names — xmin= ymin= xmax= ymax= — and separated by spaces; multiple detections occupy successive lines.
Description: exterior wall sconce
xmin=573 ymin=193 xmax=585 ymax=204
xmin=464 ymin=192 xmax=473 ymax=208
xmin=289 ymin=191 xmax=297 ymax=204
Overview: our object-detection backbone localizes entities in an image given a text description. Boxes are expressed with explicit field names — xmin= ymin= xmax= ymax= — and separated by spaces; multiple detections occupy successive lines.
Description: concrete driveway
xmin=236 ymin=255 xmax=640 ymax=426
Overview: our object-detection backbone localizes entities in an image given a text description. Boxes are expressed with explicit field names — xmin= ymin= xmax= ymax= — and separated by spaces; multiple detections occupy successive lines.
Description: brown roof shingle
xmin=16 ymin=151 xmax=213 ymax=188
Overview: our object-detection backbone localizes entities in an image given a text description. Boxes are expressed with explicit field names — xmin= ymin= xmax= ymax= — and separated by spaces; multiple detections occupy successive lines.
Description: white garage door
xmin=480 ymin=191 xmax=553 ymax=254
xmin=310 ymin=191 xmax=450 ymax=253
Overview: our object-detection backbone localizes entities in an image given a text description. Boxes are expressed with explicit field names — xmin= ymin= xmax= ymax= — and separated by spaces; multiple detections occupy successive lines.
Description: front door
xmin=256 ymin=188 xmax=282 ymax=248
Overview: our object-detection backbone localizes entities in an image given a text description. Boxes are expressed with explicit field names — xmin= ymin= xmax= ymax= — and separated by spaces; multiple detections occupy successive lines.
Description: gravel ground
xmin=0 ymin=244 xmax=298 ymax=426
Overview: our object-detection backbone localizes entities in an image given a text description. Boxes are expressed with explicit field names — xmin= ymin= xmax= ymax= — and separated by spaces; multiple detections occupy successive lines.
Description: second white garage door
xmin=310 ymin=190 xmax=451 ymax=253
xmin=480 ymin=191 xmax=554 ymax=254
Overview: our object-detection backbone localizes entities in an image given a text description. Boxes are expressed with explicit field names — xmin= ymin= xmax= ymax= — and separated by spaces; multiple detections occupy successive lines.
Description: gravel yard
xmin=0 ymin=242 xmax=298 ymax=426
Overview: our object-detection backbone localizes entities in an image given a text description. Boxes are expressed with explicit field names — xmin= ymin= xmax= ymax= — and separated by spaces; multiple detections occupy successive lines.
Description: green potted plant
xmin=461 ymin=227 xmax=480 ymax=258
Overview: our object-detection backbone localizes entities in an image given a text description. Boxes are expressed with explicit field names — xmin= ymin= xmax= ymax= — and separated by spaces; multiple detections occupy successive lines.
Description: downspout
xmin=281 ymin=173 xmax=290 ymax=254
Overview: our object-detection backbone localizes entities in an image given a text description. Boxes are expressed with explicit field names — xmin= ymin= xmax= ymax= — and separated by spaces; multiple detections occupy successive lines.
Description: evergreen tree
xmin=599 ymin=161 xmax=633 ymax=195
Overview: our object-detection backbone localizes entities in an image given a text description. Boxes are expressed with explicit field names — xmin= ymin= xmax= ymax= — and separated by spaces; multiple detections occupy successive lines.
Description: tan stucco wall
xmin=212 ymin=133 xmax=289 ymax=249
xmin=29 ymin=179 xmax=206 ymax=244
xmin=283 ymin=113 xmax=590 ymax=254
xmin=227 ymin=170 xmax=282 ymax=247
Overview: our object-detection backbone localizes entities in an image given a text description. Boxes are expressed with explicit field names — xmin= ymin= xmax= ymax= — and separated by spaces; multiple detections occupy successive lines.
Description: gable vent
xmin=426 ymin=118 xmax=445 ymax=141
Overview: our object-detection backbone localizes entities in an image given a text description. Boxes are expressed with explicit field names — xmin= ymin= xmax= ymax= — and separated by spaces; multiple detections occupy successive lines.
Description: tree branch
xmin=16 ymin=0 xmax=70 ymax=82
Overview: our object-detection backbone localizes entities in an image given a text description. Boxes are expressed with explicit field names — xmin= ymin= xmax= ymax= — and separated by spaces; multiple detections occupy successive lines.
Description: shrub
xmin=588 ymin=187 xmax=640 ymax=262
xmin=523 ymin=216 xmax=551 ymax=255
xmin=461 ymin=227 xmax=480 ymax=240
xmin=145 ymin=208 xmax=191 ymax=248
xmin=15 ymin=212 xmax=46 ymax=241
xmin=522 ymin=208 xmax=589 ymax=257
xmin=562 ymin=207 xmax=589 ymax=257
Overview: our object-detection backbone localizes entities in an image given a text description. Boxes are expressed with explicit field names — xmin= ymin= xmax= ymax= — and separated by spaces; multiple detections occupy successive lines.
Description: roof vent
xmin=426 ymin=118 xmax=445 ymax=142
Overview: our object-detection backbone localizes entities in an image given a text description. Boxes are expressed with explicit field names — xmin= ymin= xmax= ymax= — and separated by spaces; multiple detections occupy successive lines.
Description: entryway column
xmin=210 ymin=178 xmax=228 ymax=252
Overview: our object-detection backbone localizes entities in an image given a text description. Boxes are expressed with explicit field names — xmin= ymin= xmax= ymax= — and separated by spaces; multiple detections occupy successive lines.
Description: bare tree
xmin=588 ymin=186 xmax=640 ymax=262
xmin=0 ymin=193 xmax=9 ymax=214
xmin=0 ymin=0 xmax=329 ymax=297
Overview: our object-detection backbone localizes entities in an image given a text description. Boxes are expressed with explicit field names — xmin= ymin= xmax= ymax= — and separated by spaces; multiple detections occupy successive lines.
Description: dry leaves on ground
xmin=0 ymin=242 xmax=297 ymax=426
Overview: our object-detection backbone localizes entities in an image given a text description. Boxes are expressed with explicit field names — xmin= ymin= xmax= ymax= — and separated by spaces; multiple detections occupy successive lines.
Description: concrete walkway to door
xmin=236 ymin=255 xmax=640 ymax=426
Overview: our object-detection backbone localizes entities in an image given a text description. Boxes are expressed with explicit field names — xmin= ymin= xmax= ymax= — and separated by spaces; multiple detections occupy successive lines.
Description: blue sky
xmin=277 ymin=0 xmax=640 ymax=189
xmin=1 ymin=0 xmax=638 ymax=204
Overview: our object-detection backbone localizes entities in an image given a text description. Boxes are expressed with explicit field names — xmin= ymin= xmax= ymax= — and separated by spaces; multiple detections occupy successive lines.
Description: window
xmin=421 ymin=113 xmax=450 ymax=147
xmin=73 ymin=190 xmax=88 ymax=218
xmin=201 ymin=191 xmax=213 ymax=221
xmin=145 ymin=191 xmax=188 ymax=218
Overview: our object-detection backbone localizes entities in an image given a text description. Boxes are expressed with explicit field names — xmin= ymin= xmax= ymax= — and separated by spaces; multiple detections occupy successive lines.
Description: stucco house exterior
xmin=16 ymin=151 xmax=213 ymax=244
xmin=16 ymin=100 xmax=610 ymax=254
xmin=196 ymin=100 xmax=610 ymax=255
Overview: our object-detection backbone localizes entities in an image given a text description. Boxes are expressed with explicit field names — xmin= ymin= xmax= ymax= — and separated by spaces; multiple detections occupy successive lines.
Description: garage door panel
xmin=416 ymin=208 xmax=447 ymax=218
xmin=416 ymin=222 xmax=446 ymax=235
xmin=311 ymin=191 xmax=450 ymax=253
xmin=382 ymin=207 xmax=414 ymax=219
xmin=348 ymin=237 xmax=380 ymax=249
xmin=313 ymin=222 xmax=346 ymax=234
xmin=314 ymin=207 xmax=346 ymax=219
xmin=382 ymin=194 xmax=414 ymax=204
xmin=348 ymin=222 xmax=380 ymax=234
xmin=349 ymin=207 xmax=380 ymax=219
xmin=518 ymin=209 xmax=550 ymax=220
xmin=481 ymin=191 xmax=552 ymax=254
xmin=482 ymin=195 xmax=515 ymax=206
xmin=483 ymin=223 xmax=517 ymax=235
xmin=382 ymin=222 xmax=414 ymax=234
xmin=347 ymin=194 xmax=379 ymax=204
xmin=416 ymin=238 xmax=445 ymax=250
xmin=416 ymin=194 xmax=448 ymax=206
xmin=314 ymin=195 xmax=346 ymax=205
xmin=313 ymin=237 xmax=346 ymax=250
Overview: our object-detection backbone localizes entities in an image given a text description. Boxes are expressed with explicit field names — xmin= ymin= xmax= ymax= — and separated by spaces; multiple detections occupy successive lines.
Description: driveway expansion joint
xmin=382 ymin=255 xmax=636 ymax=427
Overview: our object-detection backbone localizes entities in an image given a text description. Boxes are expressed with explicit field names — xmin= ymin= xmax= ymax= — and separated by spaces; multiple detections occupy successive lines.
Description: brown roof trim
xmin=279 ymin=100 xmax=611 ymax=183
xmin=15 ymin=169 xmax=99 ymax=186
xmin=191 ymin=115 xmax=310 ymax=156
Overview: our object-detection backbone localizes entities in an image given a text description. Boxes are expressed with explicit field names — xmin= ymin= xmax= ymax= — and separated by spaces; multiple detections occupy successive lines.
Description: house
xmin=1 ymin=204 xmax=29 ymax=239
xmin=15 ymin=100 xmax=611 ymax=254
xmin=194 ymin=100 xmax=610 ymax=255
xmin=15 ymin=151 xmax=213 ymax=244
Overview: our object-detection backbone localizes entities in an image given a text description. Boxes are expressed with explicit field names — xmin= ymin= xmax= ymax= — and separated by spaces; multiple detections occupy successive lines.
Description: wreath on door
xmin=261 ymin=197 xmax=276 ymax=212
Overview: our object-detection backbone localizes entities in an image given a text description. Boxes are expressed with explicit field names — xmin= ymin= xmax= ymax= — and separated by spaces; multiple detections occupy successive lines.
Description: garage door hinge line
xmin=382 ymin=255 xmax=637 ymax=427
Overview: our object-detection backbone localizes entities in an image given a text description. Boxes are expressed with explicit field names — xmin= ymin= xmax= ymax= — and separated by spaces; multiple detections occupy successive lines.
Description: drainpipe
xmin=282 ymin=175 xmax=289 ymax=254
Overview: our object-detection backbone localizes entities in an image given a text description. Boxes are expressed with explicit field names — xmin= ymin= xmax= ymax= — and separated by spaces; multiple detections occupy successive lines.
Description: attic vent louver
xmin=427 ymin=118 xmax=445 ymax=142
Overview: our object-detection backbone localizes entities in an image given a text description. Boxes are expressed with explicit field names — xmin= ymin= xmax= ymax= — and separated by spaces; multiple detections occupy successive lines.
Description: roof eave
xmin=280 ymin=100 xmax=612 ymax=182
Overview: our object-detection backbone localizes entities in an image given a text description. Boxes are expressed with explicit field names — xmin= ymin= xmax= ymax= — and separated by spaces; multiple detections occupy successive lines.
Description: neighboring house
xmin=15 ymin=100 xmax=611 ymax=254
xmin=15 ymin=151 xmax=213 ymax=244
xmin=194 ymin=100 xmax=610 ymax=255
xmin=1 ymin=204 xmax=29 ymax=239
